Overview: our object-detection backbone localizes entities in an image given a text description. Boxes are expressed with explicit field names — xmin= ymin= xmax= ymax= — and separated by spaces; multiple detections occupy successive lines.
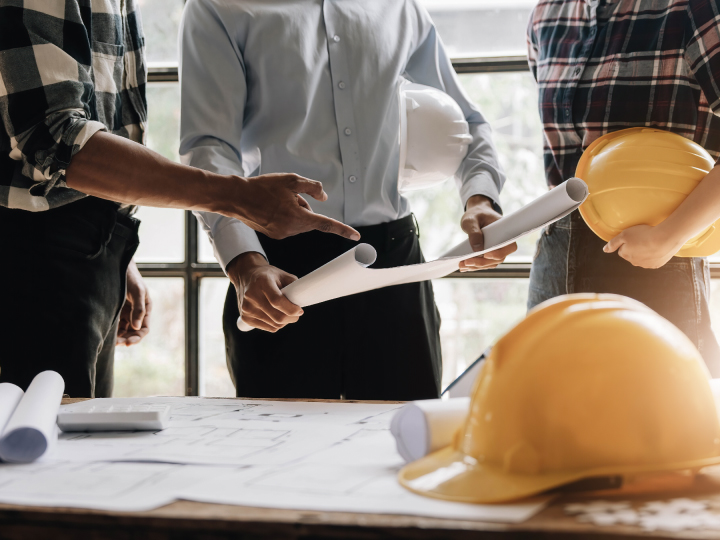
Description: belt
xmin=352 ymin=214 xmax=417 ymax=252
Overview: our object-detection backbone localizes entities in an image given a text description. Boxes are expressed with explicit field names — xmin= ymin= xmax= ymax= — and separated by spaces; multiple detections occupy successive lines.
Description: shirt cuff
xmin=207 ymin=217 xmax=268 ymax=272
xmin=28 ymin=117 xmax=107 ymax=196
xmin=459 ymin=172 xmax=502 ymax=214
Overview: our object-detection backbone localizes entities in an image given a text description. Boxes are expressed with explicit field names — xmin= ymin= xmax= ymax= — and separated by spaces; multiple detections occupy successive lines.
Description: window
xmin=124 ymin=2 xmax=720 ymax=398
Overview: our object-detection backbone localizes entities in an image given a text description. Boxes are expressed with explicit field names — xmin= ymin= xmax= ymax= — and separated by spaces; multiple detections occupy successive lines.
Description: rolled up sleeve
xmin=0 ymin=2 xmax=107 ymax=202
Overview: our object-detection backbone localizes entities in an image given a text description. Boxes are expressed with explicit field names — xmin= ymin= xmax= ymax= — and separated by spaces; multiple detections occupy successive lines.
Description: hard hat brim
xmin=398 ymin=446 xmax=720 ymax=504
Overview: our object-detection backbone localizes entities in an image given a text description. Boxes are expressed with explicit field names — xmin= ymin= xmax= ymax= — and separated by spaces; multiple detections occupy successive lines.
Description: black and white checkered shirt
xmin=0 ymin=0 xmax=147 ymax=211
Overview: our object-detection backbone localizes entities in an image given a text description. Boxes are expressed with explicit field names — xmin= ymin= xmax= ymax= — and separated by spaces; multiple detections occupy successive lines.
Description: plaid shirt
xmin=528 ymin=0 xmax=720 ymax=187
xmin=0 ymin=0 xmax=146 ymax=211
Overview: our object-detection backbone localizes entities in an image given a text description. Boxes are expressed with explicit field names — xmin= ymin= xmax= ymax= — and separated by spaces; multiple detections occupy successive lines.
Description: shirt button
xmin=574 ymin=67 xmax=581 ymax=76
xmin=338 ymin=81 xmax=346 ymax=89
xmin=348 ymin=175 xmax=357 ymax=183
xmin=333 ymin=35 xmax=340 ymax=42
xmin=344 ymin=127 xmax=352 ymax=136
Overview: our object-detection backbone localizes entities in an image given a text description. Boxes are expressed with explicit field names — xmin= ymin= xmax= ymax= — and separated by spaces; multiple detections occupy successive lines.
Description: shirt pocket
xmin=92 ymin=41 xmax=125 ymax=94
xmin=91 ymin=41 xmax=125 ymax=128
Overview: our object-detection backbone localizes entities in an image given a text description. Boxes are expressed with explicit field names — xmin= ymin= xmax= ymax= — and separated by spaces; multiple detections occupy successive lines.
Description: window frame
xmin=141 ymin=56 xmax=720 ymax=396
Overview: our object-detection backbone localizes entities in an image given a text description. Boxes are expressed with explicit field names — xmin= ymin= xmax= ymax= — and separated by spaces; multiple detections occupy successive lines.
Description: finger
xmin=117 ymin=317 xmax=129 ymax=334
xmin=116 ymin=336 xmax=127 ymax=346
xmin=304 ymin=212 xmax=361 ymax=241
xmin=140 ymin=295 xmax=151 ymax=331
xmin=248 ymin=297 xmax=301 ymax=326
xmin=482 ymin=242 xmax=518 ymax=261
xmin=293 ymin=177 xmax=328 ymax=202
xmin=604 ymin=233 xmax=624 ymax=253
xmin=264 ymin=286 xmax=302 ymax=317
xmin=241 ymin=313 xmax=282 ymax=333
xmin=124 ymin=327 xmax=150 ymax=346
xmin=460 ymin=260 xmax=499 ymax=271
xmin=130 ymin=289 xmax=147 ymax=330
xmin=297 ymin=194 xmax=312 ymax=210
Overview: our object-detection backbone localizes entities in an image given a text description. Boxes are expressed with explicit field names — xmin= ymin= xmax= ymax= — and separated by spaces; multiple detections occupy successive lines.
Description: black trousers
xmin=223 ymin=215 xmax=442 ymax=401
xmin=0 ymin=197 xmax=139 ymax=397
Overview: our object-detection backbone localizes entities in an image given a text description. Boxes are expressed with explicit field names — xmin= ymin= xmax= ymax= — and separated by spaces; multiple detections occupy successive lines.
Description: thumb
xmin=604 ymin=233 xmax=624 ymax=254
xmin=278 ymin=271 xmax=299 ymax=289
xmin=462 ymin=219 xmax=485 ymax=252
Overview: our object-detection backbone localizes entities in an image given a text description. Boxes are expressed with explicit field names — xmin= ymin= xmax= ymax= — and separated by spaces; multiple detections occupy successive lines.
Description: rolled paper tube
xmin=0 ymin=371 xmax=65 ymax=463
xmin=390 ymin=398 xmax=471 ymax=463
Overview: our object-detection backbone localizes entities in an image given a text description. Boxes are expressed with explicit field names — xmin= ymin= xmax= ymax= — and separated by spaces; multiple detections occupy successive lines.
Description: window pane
xmin=114 ymin=278 xmax=185 ymax=397
xmin=200 ymin=278 xmax=236 ymax=397
xmin=405 ymin=71 xmax=545 ymax=262
xmin=133 ymin=207 xmax=185 ymax=263
xmin=420 ymin=0 xmax=534 ymax=57
xmin=146 ymin=83 xmax=181 ymax=162
xmin=435 ymin=278 xmax=528 ymax=390
xmin=136 ymin=83 xmax=185 ymax=262
xmin=137 ymin=0 xmax=184 ymax=64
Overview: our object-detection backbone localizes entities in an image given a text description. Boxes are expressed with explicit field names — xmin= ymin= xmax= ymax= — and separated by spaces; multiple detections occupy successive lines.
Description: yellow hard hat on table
xmin=576 ymin=128 xmax=720 ymax=257
xmin=398 ymin=293 xmax=720 ymax=504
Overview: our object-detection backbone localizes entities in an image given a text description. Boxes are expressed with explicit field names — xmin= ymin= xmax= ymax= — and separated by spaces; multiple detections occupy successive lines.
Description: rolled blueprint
xmin=390 ymin=398 xmax=471 ymax=462
xmin=0 ymin=383 xmax=23 ymax=435
xmin=238 ymin=178 xmax=588 ymax=331
xmin=0 ymin=371 xmax=64 ymax=463
xmin=441 ymin=177 xmax=588 ymax=258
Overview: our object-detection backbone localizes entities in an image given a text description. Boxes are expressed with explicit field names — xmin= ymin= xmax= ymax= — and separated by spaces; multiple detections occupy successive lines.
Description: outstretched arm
xmin=604 ymin=166 xmax=720 ymax=268
xmin=66 ymin=131 xmax=360 ymax=242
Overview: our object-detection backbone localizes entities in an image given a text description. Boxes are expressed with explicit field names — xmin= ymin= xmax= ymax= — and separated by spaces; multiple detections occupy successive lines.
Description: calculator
xmin=57 ymin=402 xmax=171 ymax=432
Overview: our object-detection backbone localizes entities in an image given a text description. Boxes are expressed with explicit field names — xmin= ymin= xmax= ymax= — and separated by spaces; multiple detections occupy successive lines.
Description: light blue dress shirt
xmin=179 ymin=0 xmax=506 ymax=269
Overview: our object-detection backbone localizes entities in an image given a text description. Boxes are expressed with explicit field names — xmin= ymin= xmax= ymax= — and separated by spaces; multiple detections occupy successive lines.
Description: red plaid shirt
xmin=528 ymin=0 xmax=720 ymax=186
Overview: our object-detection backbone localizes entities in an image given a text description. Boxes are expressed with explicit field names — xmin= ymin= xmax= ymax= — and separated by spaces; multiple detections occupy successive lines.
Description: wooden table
xmin=2 ymin=398 xmax=720 ymax=540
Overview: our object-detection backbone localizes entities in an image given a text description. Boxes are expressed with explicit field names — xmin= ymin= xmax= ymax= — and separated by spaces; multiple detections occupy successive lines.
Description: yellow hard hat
xmin=577 ymin=128 xmax=720 ymax=257
xmin=398 ymin=293 xmax=720 ymax=504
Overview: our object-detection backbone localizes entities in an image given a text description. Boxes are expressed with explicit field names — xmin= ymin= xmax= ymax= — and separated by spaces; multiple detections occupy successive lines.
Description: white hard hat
xmin=397 ymin=80 xmax=473 ymax=193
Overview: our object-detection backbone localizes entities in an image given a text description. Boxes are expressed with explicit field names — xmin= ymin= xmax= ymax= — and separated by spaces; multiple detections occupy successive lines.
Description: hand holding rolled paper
xmin=238 ymin=178 xmax=589 ymax=332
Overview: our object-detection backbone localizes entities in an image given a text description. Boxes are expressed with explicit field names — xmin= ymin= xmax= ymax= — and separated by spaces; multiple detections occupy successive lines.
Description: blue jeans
xmin=529 ymin=211 xmax=720 ymax=376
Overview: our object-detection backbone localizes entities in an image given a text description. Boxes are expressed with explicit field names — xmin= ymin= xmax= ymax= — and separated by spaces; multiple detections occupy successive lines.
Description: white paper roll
xmin=238 ymin=178 xmax=588 ymax=332
xmin=0 ymin=383 xmax=23 ymax=436
xmin=0 ymin=371 xmax=65 ymax=463
xmin=390 ymin=398 xmax=470 ymax=462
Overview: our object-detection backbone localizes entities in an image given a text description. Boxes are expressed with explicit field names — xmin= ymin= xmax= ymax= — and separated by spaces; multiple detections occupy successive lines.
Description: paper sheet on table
xmin=53 ymin=397 xmax=402 ymax=466
xmin=0 ymin=371 xmax=64 ymax=463
xmin=178 ymin=429 xmax=550 ymax=523
xmin=241 ymin=178 xmax=587 ymax=327
xmin=390 ymin=398 xmax=470 ymax=462
xmin=48 ymin=397 xmax=549 ymax=521
xmin=0 ymin=461 xmax=237 ymax=512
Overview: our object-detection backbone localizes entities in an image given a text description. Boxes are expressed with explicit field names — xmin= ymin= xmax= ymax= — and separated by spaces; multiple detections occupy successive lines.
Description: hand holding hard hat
xmin=577 ymin=128 xmax=720 ymax=267
xmin=399 ymin=293 xmax=720 ymax=504
xmin=397 ymin=79 xmax=517 ymax=269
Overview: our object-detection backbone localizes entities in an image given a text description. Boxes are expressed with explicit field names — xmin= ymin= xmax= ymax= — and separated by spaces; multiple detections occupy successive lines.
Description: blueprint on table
xmin=53 ymin=398 xmax=400 ymax=466
xmin=0 ymin=398 xmax=549 ymax=521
